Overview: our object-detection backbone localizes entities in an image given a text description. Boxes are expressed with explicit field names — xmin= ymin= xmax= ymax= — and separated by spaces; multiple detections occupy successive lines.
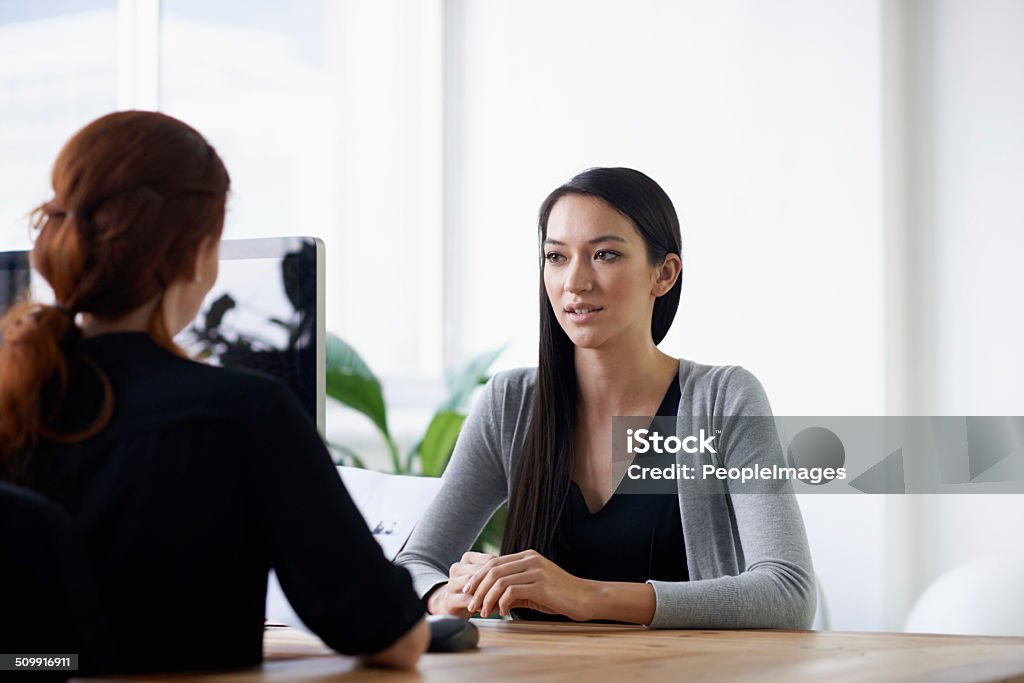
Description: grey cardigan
xmin=395 ymin=359 xmax=817 ymax=629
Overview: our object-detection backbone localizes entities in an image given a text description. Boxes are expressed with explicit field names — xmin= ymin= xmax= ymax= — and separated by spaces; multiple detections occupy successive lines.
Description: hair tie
xmin=54 ymin=304 xmax=77 ymax=321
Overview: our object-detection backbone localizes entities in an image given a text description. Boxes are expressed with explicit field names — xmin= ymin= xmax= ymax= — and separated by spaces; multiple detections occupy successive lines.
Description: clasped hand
xmin=433 ymin=550 xmax=592 ymax=621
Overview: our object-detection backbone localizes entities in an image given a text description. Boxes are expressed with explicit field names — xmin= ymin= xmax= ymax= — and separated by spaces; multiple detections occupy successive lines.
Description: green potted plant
xmin=324 ymin=334 xmax=506 ymax=552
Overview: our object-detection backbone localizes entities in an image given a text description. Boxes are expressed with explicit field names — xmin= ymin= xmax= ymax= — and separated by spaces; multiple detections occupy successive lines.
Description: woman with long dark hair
xmin=0 ymin=111 xmax=428 ymax=672
xmin=397 ymin=167 xmax=815 ymax=627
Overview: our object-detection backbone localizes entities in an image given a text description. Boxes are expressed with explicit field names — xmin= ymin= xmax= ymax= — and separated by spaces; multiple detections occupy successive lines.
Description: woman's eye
xmin=595 ymin=250 xmax=620 ymax=261
xmin=545 ymin=252 xmax=565 ymax=263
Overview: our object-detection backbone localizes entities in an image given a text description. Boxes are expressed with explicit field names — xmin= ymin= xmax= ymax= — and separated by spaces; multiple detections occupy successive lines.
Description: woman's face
xmin=543 ymin=194 xmax=675 ymax=351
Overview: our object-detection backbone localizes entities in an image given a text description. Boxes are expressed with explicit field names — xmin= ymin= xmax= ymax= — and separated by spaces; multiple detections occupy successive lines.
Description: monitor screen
xmin=0 ymin=236 xmax=325 ymax=432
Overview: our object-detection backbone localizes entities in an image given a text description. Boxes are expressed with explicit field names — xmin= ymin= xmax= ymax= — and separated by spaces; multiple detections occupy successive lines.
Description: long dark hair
xmin=502 ymin=167 xmax=683 ymax=559
xmin=0 ymin=111 xmax=230 ymax=480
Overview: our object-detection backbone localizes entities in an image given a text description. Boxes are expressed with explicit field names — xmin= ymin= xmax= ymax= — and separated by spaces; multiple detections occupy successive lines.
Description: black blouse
xmin=23 ymin=333 xmax=424 ymax=674
xmin=520 ymin=373 xmax=687 ymax=621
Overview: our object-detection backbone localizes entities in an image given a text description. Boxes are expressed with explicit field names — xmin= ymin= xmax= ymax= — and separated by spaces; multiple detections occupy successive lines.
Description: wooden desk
xmin=79 ymin=620 xmax=1024 ymax=682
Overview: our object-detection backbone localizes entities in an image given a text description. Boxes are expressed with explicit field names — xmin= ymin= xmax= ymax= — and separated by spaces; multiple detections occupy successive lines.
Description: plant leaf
xmin=418 ymin=411 xmax=467 ymax=477
xmin=327 ymin=441 xmax=367 ymax=469
xmin=205 ymin=293 xmax=236 ymax=331
xmin=325 ymin=333 xmax=390 ymax=439
xmin=440 ymin=346 xmax=505 ymax=412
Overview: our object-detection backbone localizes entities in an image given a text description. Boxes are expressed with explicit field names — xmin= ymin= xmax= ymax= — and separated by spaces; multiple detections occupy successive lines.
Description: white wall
xmin=901 ymin=0 xmax=1024 ymax=623
xmin=0 ymin=8 xmax=119 ymax=250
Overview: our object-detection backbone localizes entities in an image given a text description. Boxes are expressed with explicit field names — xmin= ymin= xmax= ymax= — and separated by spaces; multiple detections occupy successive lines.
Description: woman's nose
xmin=564 ymin=259 xmax=593 ymax=293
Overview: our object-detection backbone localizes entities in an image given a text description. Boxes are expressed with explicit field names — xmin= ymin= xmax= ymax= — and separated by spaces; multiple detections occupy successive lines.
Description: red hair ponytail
xmin=0 ymin=111 xmax=229 ymax=478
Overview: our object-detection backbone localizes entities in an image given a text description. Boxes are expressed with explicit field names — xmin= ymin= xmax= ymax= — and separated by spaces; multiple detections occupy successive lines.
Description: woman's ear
xmin=652 ymin=253 xmax=682 ymax=297
xmin=190 ymin=243 xmax=205 ymax=284
xmin=191 ymin=236 xmax=219 ymax=285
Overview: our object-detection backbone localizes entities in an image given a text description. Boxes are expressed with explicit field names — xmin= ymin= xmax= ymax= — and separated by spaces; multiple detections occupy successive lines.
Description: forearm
xmin=647 ymin=568 xmax=815 ymax=629
xmin=395 ymin=557 xmax=450 ymax=599
xmin=581 ymin=580 xmax=656 ymax=625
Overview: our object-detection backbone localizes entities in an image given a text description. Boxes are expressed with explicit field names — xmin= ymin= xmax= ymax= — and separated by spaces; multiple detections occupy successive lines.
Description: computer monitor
xmin=0 ymin=236 xmax=326 ymax=433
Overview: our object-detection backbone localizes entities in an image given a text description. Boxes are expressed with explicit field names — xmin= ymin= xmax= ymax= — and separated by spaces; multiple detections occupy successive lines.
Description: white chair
xmin=904 ymin=554 xmax=1024 ymax=636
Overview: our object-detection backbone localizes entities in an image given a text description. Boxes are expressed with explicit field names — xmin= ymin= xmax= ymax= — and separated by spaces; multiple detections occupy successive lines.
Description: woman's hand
xmin=426 ymin=551 xmax=498 ymax=617
xmin=360 ymin=616 xmax=429 ymax=669
xmin=463 ymin=549 xmax=594 ymax=621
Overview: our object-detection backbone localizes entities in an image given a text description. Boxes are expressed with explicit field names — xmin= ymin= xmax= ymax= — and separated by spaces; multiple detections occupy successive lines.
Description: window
xmin=0 ymin=1 xmax=118 ymax=251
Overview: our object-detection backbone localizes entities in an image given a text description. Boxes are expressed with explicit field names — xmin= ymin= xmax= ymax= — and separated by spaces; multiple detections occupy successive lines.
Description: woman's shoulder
xmin=480 ymin=360 xmax=772 ymax=415
xmin=477 ymin=367 xmax=538 ymax=423
xmin=677 ymin=357 xmax=763 ymax=390
xmin=488 ymin=366 xmax=537 ymax=394
xmin=82 ymin=332 xmax=289 ymax=401
xmin=125 ymin=360 xmax=312 ymax=447
xmin=676 ymin=357 xmax=772 ymax=416
xmin=484 ymin=362 xmax=768 ymax=403
xmin=170 ymin=359 xmax=306 ymax=424
xmin=182 ymin=357 xmax=289 ymax=393
xmin=96 ymin=345 xmax=302 ymax=427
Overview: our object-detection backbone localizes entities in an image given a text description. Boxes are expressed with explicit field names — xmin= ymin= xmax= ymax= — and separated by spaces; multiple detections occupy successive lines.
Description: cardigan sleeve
xmin=394 ymin=372 xmax=512 ymax=597
xmin=646 ymin=367 xmax=817 ymax=629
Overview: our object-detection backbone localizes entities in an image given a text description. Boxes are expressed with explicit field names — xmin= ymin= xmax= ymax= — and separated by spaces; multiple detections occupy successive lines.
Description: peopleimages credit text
xmin=625 ymin=428 xmax=848 ymax=484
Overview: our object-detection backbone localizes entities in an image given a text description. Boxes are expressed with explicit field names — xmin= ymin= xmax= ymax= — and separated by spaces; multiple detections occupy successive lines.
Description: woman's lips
xmin=565 ymin=307 xmax=604 ymax=323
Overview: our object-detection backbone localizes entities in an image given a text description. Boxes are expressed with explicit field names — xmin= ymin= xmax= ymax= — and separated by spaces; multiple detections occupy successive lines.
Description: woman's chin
xmin=565 ymin=330 xmax=608 ymax=350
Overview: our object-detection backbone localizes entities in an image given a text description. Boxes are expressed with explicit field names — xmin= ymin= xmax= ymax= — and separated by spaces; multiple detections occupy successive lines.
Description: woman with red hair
xmin=0 ymin=111 xmax=428 ymax=674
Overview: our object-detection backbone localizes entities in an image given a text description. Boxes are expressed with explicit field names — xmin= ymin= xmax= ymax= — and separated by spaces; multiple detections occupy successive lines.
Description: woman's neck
xmin=79 ymin=299 xmax=160 ymax=338
xmin=574 ymin=341 xmax=678 ymax=417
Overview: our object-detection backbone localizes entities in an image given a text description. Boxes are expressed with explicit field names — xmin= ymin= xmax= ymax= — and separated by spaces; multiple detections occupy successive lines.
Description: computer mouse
xmin=427 ymin=615 xmax=479 ymax=653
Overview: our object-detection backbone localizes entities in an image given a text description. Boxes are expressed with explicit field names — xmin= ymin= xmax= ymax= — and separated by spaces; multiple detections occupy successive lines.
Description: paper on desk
xmin=336 ymin=466 xmax=445 ymax=560
xmin=265 ymin=466 xmax=444 ymax=630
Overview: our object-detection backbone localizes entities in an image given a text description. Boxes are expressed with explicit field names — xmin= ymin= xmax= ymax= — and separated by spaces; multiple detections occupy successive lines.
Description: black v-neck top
xmin=561 ymin=372 xmax=687 ymax=583
xmin=519 ymin=374 xmax=687 ymax=622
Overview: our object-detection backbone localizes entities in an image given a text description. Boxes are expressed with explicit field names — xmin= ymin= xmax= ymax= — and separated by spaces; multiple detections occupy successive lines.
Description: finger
xmin=498 ymin=583 xmax=563 ymax=619
xmin=497 ymin=584 xmax=529 ymax=617
xmin=509 ymin=549 xmax=541 ymax=561
xmin=429 ymin=582 xmax=473 ymax=618
xmin=434 ymin=585 xmax=473 ymax=618
xmin=465 ymin=554 xmax=538 ymax=595
xmin=461 ymin=551 xmax=497 ymax=565
xmin=449 ymin=562 xmax=479 ymax=578
xmin=445 ymin=589 xmax=473 ymax=614
xmin=464 ymin=555 xmax=514 ymax=593
xmin=466 ymin=558 xmax=536 ymax=612
xmin=478 ymin=570 xmax=534 ymax=618
xmin=448 ymin=571 xmax=471 ymax=592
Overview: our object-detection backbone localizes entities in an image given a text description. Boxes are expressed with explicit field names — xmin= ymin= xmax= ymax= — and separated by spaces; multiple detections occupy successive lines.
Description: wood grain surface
xmin=77 ymin=619 xmax=1024 ymax=682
